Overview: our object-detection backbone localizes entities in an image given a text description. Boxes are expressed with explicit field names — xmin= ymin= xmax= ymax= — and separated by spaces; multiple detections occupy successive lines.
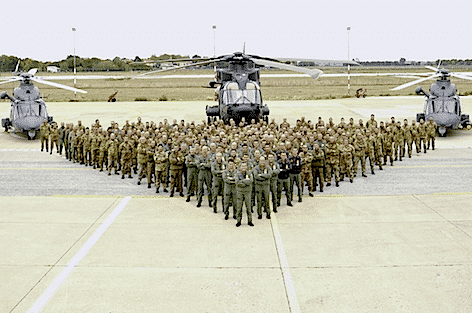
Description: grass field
xmin=1 ymin=67 xmax=472 ymax=102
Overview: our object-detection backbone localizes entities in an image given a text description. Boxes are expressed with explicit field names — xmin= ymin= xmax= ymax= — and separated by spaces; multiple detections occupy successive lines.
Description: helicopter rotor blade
xmin=249 ymin=58 xmax=323 ymax=79
xmin=0 ymin=77 xmax=23 ymax=85
xmin=28 ymin=68 xmax=38 ymax=75
xmin=425 ymin=66 xmax=439 ymax=72
xmin=15 ymin=60 xmax=20 ymax=73
xmin=30 ymin=77 xmax=87 ymax=93
xmin=450 ymin=73 xmax=472 ymax=81
xmin=132 ymin=58 xmax=224 ymax=79
xmin=391 ymin=74 xmax=440 ymax=91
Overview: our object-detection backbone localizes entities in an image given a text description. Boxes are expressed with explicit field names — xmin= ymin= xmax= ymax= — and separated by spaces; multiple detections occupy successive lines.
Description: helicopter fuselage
xmin=416 ymin=78 xmax=469 ymax=136
xmin=2 ymin=82 xmax=51 ymax=139
xmin=206 ymin=58 xmax=269 ymax=124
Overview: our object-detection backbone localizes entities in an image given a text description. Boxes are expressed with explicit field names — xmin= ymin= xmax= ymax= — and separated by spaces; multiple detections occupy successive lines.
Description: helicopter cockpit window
xmin=30 ymin=104 xmax=40 ymax=116
xmin=444 ymin=99 xmax=456 ymax=114
xmin=222 ymin=82 xmax=261 ymax=105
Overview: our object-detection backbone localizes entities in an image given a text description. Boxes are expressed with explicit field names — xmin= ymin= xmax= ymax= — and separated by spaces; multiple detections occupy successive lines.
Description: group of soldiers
xmin=40 ymin=114 xmax=438 ymax=227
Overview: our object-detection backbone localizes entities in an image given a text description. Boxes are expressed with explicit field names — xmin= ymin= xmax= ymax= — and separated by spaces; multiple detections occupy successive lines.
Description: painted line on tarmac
xmin=270 ymin=211 xmax=301 ymax=313
xmin=387 ymin=164 xmax=472 ymax=169
xmin=0 ymin=167 xmax=89 ymax=170
xmin=0 ymin=149 xmax=41 ymax=151
xmin=27 ymin=196 xmax=131 ymax=313
xmin=51 ymin=195 xmax=172 ymax=198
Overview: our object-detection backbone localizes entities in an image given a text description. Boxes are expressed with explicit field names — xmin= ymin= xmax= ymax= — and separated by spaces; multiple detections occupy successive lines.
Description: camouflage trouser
xmin=211 ymin=177 xmax=224 ymax=211
xmin=404 ymin=139 xmax=413 ymax=157
xmin=83 ymin=148 xmax=91 ymax=165
xmin=419 ymin=137 xmax=427 ymax=152
xmin=108 ymin=154 xmax=118 ymax=174
xmin=340 ymin=160 xmax=353 ymax=180
xmin=365 ymin=151 xmax=375 ymax=171
xmin=255 ymin=183 xmax=270 ymax=217
xmin=50 ymin=139 xmax=58 ymax=153
xmin=98 ymin=151 xmax=105 ymax=170
xmin=138 ymin=161 xmax=147 ymax=182
xmin=325 ymin=162 xmax=340 ymax=183
xmin=427 ymin=134 xmax=435 ymax=150
xmin=277 ymin=178 xmax=291 ymax=206
xmin=147 ymin=162 xmax=155 ymax=185
xmin=394 ymin=140 xmax=403 ymax=159
xmin=269 ymin=178 xmax=278 ymax=212
xmin=290 ymin=173 xmax=302 ymax=201
xmin=40 ymin=137 xmax=48 ymax=151
xmin=91 ymin=149 xmax=99 ymax=167
xmin=121 ymin=158 xmax=132 ymax=176
xmin=384 ymin=149 xmax=394 ymax=165
xmin=313 ymin=167 xmax=325 ymax=191
xmin=155 ymin=170 xmax=166 ymax=191
xmin=76 ymin=145 xmax=83 ymax=163
xmin=301 ymin=171 xmax=313 ymax=193
xmin=236 ymin=189 xmax=252 ymax=224
xmin=186 ymin=168 xmax=198 ymax=197
xmin=223 ymin=184 xmax=237 ymax=217
xmin=197 ymin=170 xmax=212 ymax=205
xmin=353 ymin=152 xmax=366 ymax=176
xmin=170 ymin=168 xmax=183 ymax=194
xmin=58 ymin=139 xmax=64 ymax=155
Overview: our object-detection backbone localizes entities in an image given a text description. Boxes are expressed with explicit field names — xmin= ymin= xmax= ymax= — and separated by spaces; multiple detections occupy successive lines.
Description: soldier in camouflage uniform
xmin=196 ymin=146 xmax=213 ymax=207
xmin=58 ymin=122 xmax=66 ymax=155
xmin=211 ymin=152 xmax=226 ymax=213
xmin=120 ymin=136 xmax=133 ymax=179
xmin=312 ymin=143 xmax=325 ymax=192
xmin=267 ymin=154 xmax=280 ymax=212
xmin=393 ymin=121 xmax=404 ymax=161
xmin=235 ymin=162 xmax=254 ymax=227
xmin=107 ymin=133 xmax=119 ymax=175
xmin=49 ymin=123 xmax=59 ymax=154
xmin=410 ymin=120 xmax=420 ymax=154
xmin=277 ymin=152 xmax=293 ymax=207
xmin=137 ymin=137 xmax=148 ymax=185
xmin=169 ymin=145 xmax=185 ymax=197
xmin=353 ymin=133 xmax=367 ymax=177
xmin=154 ymin=144 xmax=168 ymax=193
xmin=339 ymin=138 xmax=355 ymax=183
xmin=383 ymin=127 xmax=394 ymax=166
xmin=402 ymin=119 xmax=413 ymax=158
xmin=300 ymin=145 xmax=314 ymax=197
xmin=40 ymin=120 xmax=50 ymax=152
xmin=426 ymin=117 xmax=437 ymax=150
xmin=82 ymin=128 xmax=92 ymax=166
xmin=223 ymin=159 xmax=238 ymax=219
xmin=146 ymin=141 xmax=156 ymax=188
xmin=98 ymin=131 xmax=108 ymax=171
xmin=418 ymin=119 xmax=427 ymax=153
xmin=364 ymin=129 xmax=376 ymax=174
xmin=253 ymin=156 xmax=272 ymax=219
xmin=185 ymin=147 xmax=199 ymax=201
xmin=325 ymin=136 xmax=340 ymax=187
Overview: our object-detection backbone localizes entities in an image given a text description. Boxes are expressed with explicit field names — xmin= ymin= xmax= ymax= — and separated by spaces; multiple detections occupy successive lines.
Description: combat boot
xmin=148 ymin=183 xmax=151 ymax=189
xmin=371 ymin=170 xmax=375 ymax=175
xmin=122 ymin=174 xmax=125 ymax=179
xmin=186 ymin=196 xmax=190 ymax=202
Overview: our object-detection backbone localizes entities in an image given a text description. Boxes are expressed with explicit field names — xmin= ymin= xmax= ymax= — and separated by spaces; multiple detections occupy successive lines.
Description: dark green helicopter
xmin=134 ymin=52 xmax=358 ymax=124
xmin=1 ymin=68 xmax=87 ymax=139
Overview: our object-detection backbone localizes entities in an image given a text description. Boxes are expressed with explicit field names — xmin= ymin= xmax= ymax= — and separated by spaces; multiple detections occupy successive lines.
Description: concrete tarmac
xmin=1 ymin=97 xmax=472 ymax=312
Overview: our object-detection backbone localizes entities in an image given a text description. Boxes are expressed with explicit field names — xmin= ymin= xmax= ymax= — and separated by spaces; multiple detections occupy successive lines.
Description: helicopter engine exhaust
xmin=415 ymin=86 xmax=430 ymax=97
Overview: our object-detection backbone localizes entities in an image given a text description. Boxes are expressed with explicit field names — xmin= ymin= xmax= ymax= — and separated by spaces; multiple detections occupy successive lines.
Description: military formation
xmin=40 ymin=114 xmax=438 ymax=227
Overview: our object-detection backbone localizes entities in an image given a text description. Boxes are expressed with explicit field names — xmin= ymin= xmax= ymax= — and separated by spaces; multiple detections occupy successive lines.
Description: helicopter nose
xmin=15 ymin=116 xmax=43 ymax=131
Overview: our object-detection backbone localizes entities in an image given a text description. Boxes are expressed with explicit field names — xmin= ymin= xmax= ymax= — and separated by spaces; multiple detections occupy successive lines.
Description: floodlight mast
xmin=347 ymin=26 xmax=351 ymax=96
xmin=72 ymin=27 xmax=77 ymax=99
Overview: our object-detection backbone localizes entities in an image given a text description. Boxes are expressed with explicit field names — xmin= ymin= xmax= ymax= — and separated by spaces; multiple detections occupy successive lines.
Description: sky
xmin=2 ymin=1 xmax=472 ymax=62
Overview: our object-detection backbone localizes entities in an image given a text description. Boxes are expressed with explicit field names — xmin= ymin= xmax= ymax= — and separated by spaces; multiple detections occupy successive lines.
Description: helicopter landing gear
xmin=438 ymin=127 xmax=447 ymax=137
xmin=27 ymin=130 xmax=36 ymax=140
xmin=2 ymin=118 xmax=10 ymax=132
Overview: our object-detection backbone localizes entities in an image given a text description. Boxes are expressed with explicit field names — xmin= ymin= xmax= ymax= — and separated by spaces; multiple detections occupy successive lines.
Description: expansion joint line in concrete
xmin=13 ymin=197 xmax=130 ymax=313
xmin=412 ymin=195 xmax=472 ymax=240
xmin=270 ymin=206 xmax=301 ymax=313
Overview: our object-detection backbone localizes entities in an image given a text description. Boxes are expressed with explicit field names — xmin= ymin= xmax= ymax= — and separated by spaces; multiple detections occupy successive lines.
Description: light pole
xmin=347 ymin=26 xmax=351 ymax=96
xmin=212 ymin=25 xmax=216 ymax=57
xmin=72 ymin=28 xmax=77 ymax=99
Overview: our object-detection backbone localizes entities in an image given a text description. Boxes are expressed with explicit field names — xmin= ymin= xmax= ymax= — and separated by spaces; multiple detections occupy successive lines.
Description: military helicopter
xmin=391 ymin=63 xmax=472 ymax=136
xmin=134 ymin=52 xmax=358 ymax=124
xmin=0 ymin=68 xmax=87 ymax=139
